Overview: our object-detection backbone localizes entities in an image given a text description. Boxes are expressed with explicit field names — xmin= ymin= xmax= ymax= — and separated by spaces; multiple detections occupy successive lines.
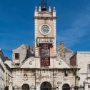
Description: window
xmin=15 ymin=64 xmax=20 ymax=66
xmin=15 ymin=53 xmax=19 ymax=59
xmin=88 ymin=64 xmax=90 ymax=73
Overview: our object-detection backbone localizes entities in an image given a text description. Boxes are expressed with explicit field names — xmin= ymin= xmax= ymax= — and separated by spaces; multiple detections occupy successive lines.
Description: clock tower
xmin=11 ymin=1 xmax=77 ymax=90
xmin=34 ymin=0 xmax=57 ymax=67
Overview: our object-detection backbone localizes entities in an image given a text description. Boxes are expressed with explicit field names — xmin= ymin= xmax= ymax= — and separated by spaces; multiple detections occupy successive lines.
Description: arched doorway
xmin=22 ymin=84 xmax=29 ymax=90
xmin=5 ymin=86 xmax=8 ymax=90
xmin=62 ymin=84 xmax=70 ymax=90
xmin=40 ymin=82 xmax=52 ymax=90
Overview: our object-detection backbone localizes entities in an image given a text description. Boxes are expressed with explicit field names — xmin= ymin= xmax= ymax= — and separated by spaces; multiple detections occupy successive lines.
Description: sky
xmin=0 ymin=0 xmax=90 ymax=59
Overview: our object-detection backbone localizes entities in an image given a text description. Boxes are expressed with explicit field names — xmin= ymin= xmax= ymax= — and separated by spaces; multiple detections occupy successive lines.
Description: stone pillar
xmin=57 ymin=81 xmax=62 ymax=90
xmin=84 ymin=81 xmax=88 ymax=90
xmin=36 ymin=82 xmax=40 ymax=90
xmin=9 ymin=77 xmax=13 ymax=90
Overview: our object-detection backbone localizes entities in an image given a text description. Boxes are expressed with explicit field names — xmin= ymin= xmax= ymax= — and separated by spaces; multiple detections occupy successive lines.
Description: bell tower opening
xmin=41 ymin=0 xmax=47 ymax=11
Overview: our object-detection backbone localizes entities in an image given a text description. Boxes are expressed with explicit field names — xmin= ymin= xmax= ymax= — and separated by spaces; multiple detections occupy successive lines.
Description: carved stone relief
xmin=23 ymin=74 xmax=28 ymax=81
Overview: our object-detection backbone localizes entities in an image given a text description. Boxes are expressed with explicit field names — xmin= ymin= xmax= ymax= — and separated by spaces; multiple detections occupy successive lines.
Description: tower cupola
xmin=41 ymin=0 xmax=47 ymax=11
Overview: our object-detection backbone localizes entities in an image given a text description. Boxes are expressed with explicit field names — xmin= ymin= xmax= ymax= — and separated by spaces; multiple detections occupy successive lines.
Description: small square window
xmin=15 ymin=64 xmax=20 ymax=66
xmin=15 ymin=53 xmax=19 ymax=59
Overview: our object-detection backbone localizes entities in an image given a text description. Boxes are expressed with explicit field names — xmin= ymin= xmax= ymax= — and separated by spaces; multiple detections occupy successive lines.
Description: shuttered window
xmin=15 ymin=53 xmax=19 ymax=59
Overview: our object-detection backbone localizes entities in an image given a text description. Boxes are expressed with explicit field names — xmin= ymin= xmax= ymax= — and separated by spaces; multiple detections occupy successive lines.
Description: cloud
xmin=57 ymin=7 xmax=90 ymax=47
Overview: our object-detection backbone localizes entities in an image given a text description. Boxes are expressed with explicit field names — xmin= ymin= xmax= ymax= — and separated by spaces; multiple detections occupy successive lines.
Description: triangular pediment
xmin=12 ymin=44 xmax=28 ymax=51
xmin=20 ymin=57 xmax=70 ymax=69
xmin=58 ymin=58 xmax=70 ymax=68
xmin=53 ymin=57 xmax=70 ymax=68
xmin=21 ymin=57 xmax=35 ymax=68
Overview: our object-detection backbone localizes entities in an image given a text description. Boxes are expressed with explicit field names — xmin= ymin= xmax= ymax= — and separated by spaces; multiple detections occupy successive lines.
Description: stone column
xmin=36 ymin=82 xmax=40 ymax=90
xmin=9 ymin=77 xmax=13 ymax=90
xmin=84 ymin=81 xmax=88 ymax=90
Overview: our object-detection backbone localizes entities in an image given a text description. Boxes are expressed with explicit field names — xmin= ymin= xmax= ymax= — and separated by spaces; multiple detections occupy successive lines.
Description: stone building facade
xmin=70 ymin=52 xmax=90 ymax=89
xmin=0 ymin=49 xmax=12 ymax=90
xmin=0 ymin=49 xmax=5 ymax=90
xmin=11 ymin=1 xmax=79 ymax=90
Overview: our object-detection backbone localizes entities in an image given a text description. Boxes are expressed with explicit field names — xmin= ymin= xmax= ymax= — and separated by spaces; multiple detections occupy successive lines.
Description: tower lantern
xmin=41 ymin=0 xmax=47 ymax=11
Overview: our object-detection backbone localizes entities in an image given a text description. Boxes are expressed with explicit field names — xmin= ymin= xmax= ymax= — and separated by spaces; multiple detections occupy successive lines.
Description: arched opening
xmin=22 ymin=84 xmax=29 ymax=90
xmin=40 ymin=82 xmax=52 ymax=90
xmin=62 ymin=84 xmax=70 ymax=90
xmin=5 ymin=86 xmax=9 ymax=90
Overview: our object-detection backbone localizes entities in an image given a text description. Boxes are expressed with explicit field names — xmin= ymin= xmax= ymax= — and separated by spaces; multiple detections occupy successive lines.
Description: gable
xmin=21 ymin=57 xmax=35 ymax=68
xmin=55 ymin=58 xmax=70 ymax=68
xmin=12 ymin=44 xmax=28 ymax=52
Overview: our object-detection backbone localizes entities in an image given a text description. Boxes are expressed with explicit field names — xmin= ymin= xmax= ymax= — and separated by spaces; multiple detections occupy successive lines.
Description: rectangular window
xmin=88 ymin=64 xmax=90 ymax=73
xmin=15 ymin=63 xmax=20 ymax=66
xmin=15 ymin=53 xmax=19 ymax=59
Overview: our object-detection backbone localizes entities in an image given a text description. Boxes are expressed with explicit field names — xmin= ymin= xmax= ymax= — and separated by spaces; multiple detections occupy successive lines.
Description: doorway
xmin=62 ymin=84 xmax=70 ymax=90
xmin=22 ymin=84 xmax=29 ymax=90
xmin=40 ymin=82 xmax=52 ymax=90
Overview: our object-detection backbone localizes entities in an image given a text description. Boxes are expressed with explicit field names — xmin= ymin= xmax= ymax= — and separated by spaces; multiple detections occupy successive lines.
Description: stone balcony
xmin=36 ymin=37 xmax=54 ymax=46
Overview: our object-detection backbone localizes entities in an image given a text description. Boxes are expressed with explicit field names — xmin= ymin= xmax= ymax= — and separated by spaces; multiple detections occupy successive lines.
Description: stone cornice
xmin=33 ymin=16 xmax=57 ymax=20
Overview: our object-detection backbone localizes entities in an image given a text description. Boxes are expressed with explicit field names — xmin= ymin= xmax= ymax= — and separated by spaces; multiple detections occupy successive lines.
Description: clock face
xmin=39 ymin=24 xmax=51 ymax=35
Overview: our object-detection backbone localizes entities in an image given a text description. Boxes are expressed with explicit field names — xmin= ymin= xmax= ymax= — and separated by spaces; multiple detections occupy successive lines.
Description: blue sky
xmin=0 ymin=0 xmax=90 ymax=59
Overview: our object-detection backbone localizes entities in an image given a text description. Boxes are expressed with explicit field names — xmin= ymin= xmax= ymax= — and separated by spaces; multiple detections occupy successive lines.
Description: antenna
xmin=41 ymin=0 xmax=47 ymax=11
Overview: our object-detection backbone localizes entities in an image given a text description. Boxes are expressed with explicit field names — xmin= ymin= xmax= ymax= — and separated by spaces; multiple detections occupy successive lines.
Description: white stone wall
xmin=0 ymin=67 xmax=4 ymax=88
xmin=34 ymin=10 xmax=38 ymax=57
xmin=0 ymin=58 xmax=5 ymax=89
xmin=12 ymin=69 xmax=75 ymax=90
xmin=77 ymin=52 xmax=90 ymax=73
xmin=0 ymin=58 xmax=5 ymax=69
xmin=5 ymin=65 xmax=12 ymax=87
xmin=53 ymin=10 xmax=56 ymax=56
xmin=12 ymin=69 xmax=35 ymax=87
xmin=76 ymin=52 xmax=90 ymax=86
